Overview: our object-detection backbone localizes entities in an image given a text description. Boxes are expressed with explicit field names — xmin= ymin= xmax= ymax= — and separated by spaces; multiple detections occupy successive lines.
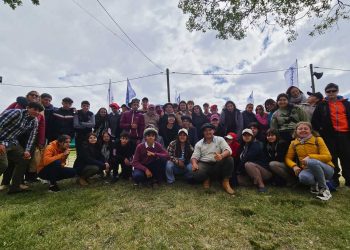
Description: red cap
xmin=210 ymin=114 xmax=220 ymax=121
xmin=210 ymin=104 xmax=218 ymax=110
xmin=109 ymin=103 xmax=120 ymax=109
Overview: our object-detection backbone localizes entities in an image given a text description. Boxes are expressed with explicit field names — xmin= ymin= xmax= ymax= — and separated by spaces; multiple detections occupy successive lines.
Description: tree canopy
xmin=3 ymin=0 xmax=39 ymax=9
xmin=178 ymin=0 xmax=350 ymax=41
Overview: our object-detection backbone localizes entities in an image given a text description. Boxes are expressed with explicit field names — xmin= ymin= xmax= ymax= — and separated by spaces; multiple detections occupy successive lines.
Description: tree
xmin=178 ymin=0 xmax=350 ymax=41
xmin=3 ymin=0 xmax=39 ymax=9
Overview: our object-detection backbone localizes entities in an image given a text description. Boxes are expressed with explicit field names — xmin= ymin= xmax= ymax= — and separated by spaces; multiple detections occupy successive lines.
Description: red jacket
xmin=227 ymin=132 xmax=240 ymax=157
xmin=120 ymin=110 xmax=145 ymax=140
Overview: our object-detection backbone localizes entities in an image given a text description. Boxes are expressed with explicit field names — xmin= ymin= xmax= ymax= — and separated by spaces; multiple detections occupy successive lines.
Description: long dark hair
xmin=174 ymin=134 xmax=193 ymax=160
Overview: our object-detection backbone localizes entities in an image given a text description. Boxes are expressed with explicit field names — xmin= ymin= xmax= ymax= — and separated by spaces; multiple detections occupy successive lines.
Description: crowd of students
xmin=1 ymin=83 xmax=349 ymax=201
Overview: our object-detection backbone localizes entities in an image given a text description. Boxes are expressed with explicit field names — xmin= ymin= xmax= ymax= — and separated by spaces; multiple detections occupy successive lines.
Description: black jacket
xmin=238 ymin=141 xmax=268 ymax=172
xmin=73 ymin=143 xmax=105 ymax=174
xmin=242 ymin=111 xmax=258 ymax=129
xmin=264 ymin=141 xmax=289 ymax=162
xmin=51 ymin=108 xmax=75 ymax=140
xmin=312 ymin=98 xmax=350 ymax=137
xmin=108 ymin=112 xmax=121 ymax=139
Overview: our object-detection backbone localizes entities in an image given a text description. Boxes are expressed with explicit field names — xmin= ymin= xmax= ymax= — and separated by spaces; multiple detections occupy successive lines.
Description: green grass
xmin=1 ymin=151 xmax=350 ymax=249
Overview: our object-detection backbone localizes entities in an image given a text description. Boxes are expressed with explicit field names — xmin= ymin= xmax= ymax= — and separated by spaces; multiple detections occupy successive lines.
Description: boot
xmin=222 ymin=178 xmax=235 ymax=195
xmin=203 ymin=179 xmax=210 ymax=189
xmin=77 ymin=177 xmax=89 ymax=186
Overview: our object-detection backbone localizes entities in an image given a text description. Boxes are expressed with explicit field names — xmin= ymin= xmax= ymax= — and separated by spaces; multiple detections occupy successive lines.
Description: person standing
xmin=286 ymin=86 xmax=307 ymax=105
xmin=51 ymin=97 xmax=76 ymax=141
xmin=299 ymin=92 xmax=323 ymax=120
xmin=94 ymin=107 xmax=109 ymax=139
xmin=140 ymin=97 xmax=149 ymax=114
xmin=0 ymin=102 xmax=43 ymax=194
xmin=242 ymin=103 xmax=257 ymax=129
xmin=108 ymin=103 xmax=121 ymax=141
xmin=220 ymin=101 xmax=243 ymax=137
xmin=191 ymin=123 xmax=235 ymax=195
xmin=120 ymin=98 xmax=145 ymax=145
xmin=40 ymin=93 xmax=57 ymax=142
xmin=312 ymin=83 xmax=350 ymax=188
xmin=144 ymin=104 xmax=160 ymax=130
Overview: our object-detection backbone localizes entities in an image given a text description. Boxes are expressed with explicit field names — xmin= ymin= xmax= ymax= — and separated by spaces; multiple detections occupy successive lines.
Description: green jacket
xmin=271 ymin=105 xmax=309 ymax=132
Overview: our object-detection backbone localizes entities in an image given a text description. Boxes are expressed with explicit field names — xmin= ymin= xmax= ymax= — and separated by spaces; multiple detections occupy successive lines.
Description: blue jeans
xmin=165 ymin=160 xmax=193 ymax=184
xmin=38 ymin=160 xmax=76 ymax=185
xmin=298 ymin=159 xmax=334 ymax=190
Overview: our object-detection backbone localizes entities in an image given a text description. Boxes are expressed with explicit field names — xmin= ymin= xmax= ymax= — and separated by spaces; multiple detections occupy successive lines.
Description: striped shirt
xmin=0 ymin=109 xmax=38 ymax=152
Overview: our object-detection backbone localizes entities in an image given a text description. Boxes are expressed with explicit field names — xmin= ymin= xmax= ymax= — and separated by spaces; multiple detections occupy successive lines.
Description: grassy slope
xmin=1 ymin=151 xmax=350 ymax=249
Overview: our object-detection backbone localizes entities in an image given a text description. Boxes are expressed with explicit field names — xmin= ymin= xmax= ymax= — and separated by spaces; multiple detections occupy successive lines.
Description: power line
xmin=314 ymin=66 xmax=350 ymax=72
xmin=0 ymin=72 xmax=164 ymax=89
xmin=171 ymin=66 xmax=307 ymax=76
xmin=71 ymin=0 xmax=134 ymax=49
xmin=95 ymin=0 xmax=163 ymax=71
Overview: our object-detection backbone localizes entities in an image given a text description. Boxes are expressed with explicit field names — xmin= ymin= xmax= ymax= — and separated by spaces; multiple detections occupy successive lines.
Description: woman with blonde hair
xmin=285 ymin=122 xmax=334 ymax=201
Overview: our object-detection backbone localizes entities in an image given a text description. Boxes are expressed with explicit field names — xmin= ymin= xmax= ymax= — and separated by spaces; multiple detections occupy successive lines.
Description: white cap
xmin=224 ymin=135 xmax=233 ymax=140
xmin=242 ymin=128 xmax=254 ymax=136
xmin=178 ymin=128 xmax=188 ymax=136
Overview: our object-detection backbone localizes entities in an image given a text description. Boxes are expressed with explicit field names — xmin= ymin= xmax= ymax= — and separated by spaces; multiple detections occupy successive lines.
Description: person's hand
xmin=192 ymin=162 xmax=199 ymax=172
xmin=124 ymin=158 xmax=130 ymax=166
xmin=63 ymin=149 xmax=70 ymax=156
xmin=23 ymin=151 xmax=31 ymax=160
xmin=0 ymin=144 xmax=6 ymax=155
xmin=145 ymin=169 xmax=153 ymax=178
xmin=177 ymin=159 xmax=185 ymax=168
xmin=301 ymin=156 xmax=310 ymax=167
xmin=131 ymin=123 xmax=138 ymax=129
xmin=293 ymin=166 xmax=302 ymax=176
xmin=147 ymin=151 xmax=156 ymax=157
xmin=214 ymin=152 xmax=223 ymax=162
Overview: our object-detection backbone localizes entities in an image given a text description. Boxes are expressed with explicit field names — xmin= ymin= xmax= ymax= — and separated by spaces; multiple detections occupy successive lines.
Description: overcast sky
xmin=1 ymin=0 xmax=350 ymax=112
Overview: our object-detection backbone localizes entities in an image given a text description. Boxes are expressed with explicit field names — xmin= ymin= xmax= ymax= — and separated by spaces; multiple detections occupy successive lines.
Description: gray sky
xmin=1 ymin=0 xmax=350 ymax=112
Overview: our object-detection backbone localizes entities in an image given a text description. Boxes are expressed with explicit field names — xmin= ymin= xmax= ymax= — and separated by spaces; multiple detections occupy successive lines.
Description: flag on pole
xmin=247 ymin=91 xmax=254 ymax=104
xmin=125 ymin=78 xmax=136 ymax=106
xmin=284 ymin=60 xmax=298 ymax=87
xmin=107 ymin=80 xmax=114 ymax=109
xmin=175 ymin=92 xmax=181 ymax=104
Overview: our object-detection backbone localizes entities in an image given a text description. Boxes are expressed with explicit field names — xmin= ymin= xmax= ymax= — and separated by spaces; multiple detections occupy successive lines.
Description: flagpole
xmin=108 ymin=79 xmax=111 ymax=110
xmin=296 ymin=59 xmax=299 ymax=86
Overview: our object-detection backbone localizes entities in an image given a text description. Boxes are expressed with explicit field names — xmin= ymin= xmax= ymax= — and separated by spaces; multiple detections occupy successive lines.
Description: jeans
xmin=0 ymin=144 xmax=26 ymax=188
xmin=165 ymin=160 xmax=193 ymax=183
xmin=132 ymin=159 xmax=164 ymax=184
xmin=192 ymin=157 xmax=234 ymax=182
xmin=38 ymin=160 xmax=76 ymax=185
xmin=298 ymin=159 xmax=334 ymax=190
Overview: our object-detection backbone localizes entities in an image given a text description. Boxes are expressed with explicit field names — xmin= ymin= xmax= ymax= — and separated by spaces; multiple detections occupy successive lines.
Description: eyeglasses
xmin=326 ymin=89 xmax=338 ymax=94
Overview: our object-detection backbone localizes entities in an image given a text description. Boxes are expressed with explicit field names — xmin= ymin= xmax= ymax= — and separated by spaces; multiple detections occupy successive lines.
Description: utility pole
xmin=309 ymin=64 xmax=315 ymax=93
xmin=166 ymin=68 xmax=170 ymax=102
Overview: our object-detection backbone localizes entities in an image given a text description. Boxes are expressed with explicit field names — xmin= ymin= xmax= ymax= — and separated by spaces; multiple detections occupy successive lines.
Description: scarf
xmin=256 ymin=113 xmax=268 ymax=126
xmin=289 ymin=93 xmax=307 ymax=105
xmin=297 ymin=134 xmax=313 ymax=144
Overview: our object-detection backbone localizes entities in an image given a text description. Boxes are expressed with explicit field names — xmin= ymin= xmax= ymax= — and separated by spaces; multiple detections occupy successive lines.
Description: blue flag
xmin=247 ymin=91 xmax=254 ymax=104
xmin=126 ymin=78 xmax=136 ymax=105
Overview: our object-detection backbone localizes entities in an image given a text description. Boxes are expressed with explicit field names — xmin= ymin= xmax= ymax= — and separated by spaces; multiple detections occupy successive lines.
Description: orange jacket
xmin=329 ymin=99 xmax=349 ymax=132
xmin=37 ymin=140 xmax=68 ymax=173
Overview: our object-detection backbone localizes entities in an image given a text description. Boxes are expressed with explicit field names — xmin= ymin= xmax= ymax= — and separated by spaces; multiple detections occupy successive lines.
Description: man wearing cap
xmin=210 ymin=114 xmax=224 ymax=137
xmin=51 ymin=97 xmax=76 ymax=141
xmin=298 ymin=92 xmax=323 ymax=120
xmin=312 ymin=83 xmax=350 ymax=188
xmin=108 ymin=103 xmax=121 ymax=141
xmin=144 ymin=104 xmax=160 ymax=130
xmin=120 ymin=98 xmax=145 ymax=144
xmin=140 ymin=97 xmax=149 ymax=114
xmin=132 ymin=127 xmax=169 ymax=186
xmin=181 ymin=115 xmax=198 ymax=147
xmin=191 ymin=123 xmax=235 ymax=195
xmin=0 ymin=102 xmax=43 ymax=194
xmin=166 ymin=128 xmax=194 ymax=184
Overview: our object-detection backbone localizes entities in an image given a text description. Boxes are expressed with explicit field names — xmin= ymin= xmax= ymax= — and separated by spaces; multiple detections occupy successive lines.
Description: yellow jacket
xmin=285 ymin=136 xmax=334 ymax=169
xmin=37 ymin=140 xmax=68 ymax=173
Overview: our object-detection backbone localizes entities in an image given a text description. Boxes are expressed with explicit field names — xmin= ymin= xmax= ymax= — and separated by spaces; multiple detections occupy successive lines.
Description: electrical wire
xmin=171 ymin=66 xmax=307 ymax=76
xmin=0 ymin=72 xmax=164 ymax=89
xmin=314 ymin=66 xmax=350 ymax=72
xmin=71 ymin=0 xmax=134 ymax=49
xmin=95 ymin=0 xmax=163 ymax=71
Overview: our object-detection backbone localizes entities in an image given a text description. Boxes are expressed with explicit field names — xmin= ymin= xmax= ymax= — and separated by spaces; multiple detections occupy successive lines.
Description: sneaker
xmin=316 ymin=189 xmax=332 ymax=201
xmin=258 ymin=187 xmax=268 ymax=193
xmin=310 ymin=184 xmax=319 ymax=194
xmin=48 ymin=185 xmax=60 ymax=192
xmin=0 ymin=185 xmax=9 ymax=191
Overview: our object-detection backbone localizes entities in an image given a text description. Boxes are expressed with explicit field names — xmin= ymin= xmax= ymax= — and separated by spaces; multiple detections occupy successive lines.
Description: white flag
xmin=247 ymin=91 xmax=254 ymax=104
xmin=125 ymin=78 xmax=136 ymax=105
xmin=284 ymin=61 xmax=298 ymax=87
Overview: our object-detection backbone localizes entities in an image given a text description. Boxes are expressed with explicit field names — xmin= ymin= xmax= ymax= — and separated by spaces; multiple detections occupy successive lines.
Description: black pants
xmin=113 ymin=159 xmax=133 ymax=179
xmin=324 ymin=132 xmax=350 ymax=186
xmin=38 ymin=161 xmax=76 ymax=185
xmin=193 ymin=157 xmax=234 ymax=182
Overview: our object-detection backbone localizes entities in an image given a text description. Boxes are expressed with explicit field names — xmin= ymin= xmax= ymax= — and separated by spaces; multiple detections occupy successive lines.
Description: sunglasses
xmin=29 ymin=93 xmax=39 ymax=97
xmin=326 ymin=89 xmax=338 ymax=94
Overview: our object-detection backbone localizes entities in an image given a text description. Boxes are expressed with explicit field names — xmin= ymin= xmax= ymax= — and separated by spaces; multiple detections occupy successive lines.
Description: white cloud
xmin=1 ymin=0 xmax=350 ymax=113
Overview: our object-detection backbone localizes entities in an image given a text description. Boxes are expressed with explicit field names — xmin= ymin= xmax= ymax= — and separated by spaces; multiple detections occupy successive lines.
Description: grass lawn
xmin=1 ymin=152 xmax=350 ymax=249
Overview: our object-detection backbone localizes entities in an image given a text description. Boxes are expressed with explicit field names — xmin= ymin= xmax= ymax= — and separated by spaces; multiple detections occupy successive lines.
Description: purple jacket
xmin=120 ymin=110 xmax=145 ymax=140
xmin=132 ymin=142 xmax=169 ymax=172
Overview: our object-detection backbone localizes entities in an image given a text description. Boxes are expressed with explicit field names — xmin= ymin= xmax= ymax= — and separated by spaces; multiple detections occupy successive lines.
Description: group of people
xmin=1 ymin=83 xmax=349 ymax=201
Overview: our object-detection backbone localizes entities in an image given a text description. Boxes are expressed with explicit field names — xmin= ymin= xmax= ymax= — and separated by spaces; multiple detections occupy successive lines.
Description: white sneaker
xmin=0 ymin=185 xmax=9 ymax=191
xmin=316 ymin=189 xmax=332 ymax=201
